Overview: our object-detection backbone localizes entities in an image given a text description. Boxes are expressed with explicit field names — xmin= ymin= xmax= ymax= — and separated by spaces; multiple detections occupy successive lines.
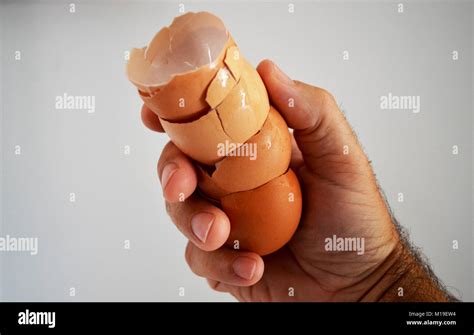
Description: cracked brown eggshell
xmin=127 ymin=11 xmax=303 ymax=256
xmin=205 ymin=67 xmax=237 ymax=109
xmin=159 ymin=58 xmax=269 ymax=165
xmin=215 ymin=59 xmax=269 ymax=142
xmin=221 ymin=169 xmax=302 ymax=256
xmin=127 ymin=12 xmax=236 ymax=122
xmin=197 ymin=106 xmax=291 ymax=199
xmin=205 ymin=46 xmax=244 ymax=109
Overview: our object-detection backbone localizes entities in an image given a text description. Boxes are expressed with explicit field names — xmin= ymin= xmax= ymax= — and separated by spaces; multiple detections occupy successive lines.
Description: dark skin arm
xmin=142 ymin=60 xmax=456 ymax=302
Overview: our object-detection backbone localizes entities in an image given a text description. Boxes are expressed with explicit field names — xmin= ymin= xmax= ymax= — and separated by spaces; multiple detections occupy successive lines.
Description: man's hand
xmin=141 ymin=60 xmax=454 ymax=302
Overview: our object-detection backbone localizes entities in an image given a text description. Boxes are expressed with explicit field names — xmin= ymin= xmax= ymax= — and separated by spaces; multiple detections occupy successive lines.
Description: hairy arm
xmin=359 ymin=213 xmax=458 ymax=302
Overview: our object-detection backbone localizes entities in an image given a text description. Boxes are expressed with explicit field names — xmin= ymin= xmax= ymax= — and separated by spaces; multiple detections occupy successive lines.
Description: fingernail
xmin=232 ymin=257 xmax=257 ymax=280
xmin=161 ymin=163 xmax=178 ymax=191
xmin=272 ymin=62 xmax=294 ymax=86
xmin=191 ymin=212 xmax=215 ymax=243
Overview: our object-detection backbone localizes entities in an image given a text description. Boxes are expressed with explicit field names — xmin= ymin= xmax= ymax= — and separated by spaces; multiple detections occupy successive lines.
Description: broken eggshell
xmin=215 ymin=59 xmax=269 ymax=142
xmin=197 ymin=106 xmax=291 ymax=199
xmin=160 ymin=109 xmax=238 ymax=165
xmin=205 ymin=46 xmax=244 ymax=109
xmin=159 ymin=58 xmax=270 ymax=165
xmin=127 ymin=11 xmax=303 ymax=257
xmin=221 ymin=169 xmax=302 ymax=256
xmin=205 ymin=67 xmax=236 ymax=109
xmin=127 ymin=12 xmax=237 ymax=122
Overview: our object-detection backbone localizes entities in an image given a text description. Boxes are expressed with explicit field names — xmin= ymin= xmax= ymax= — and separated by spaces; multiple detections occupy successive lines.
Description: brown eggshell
xmin=159 ymin=59 xmax=270 ymax=165
xmin=205 ymin=67 xmax=237 ymax=109
xmin=221 ymin=169 xmax=302 ymax=256
xmin=196 ymin=164 xmax=230 ymax=199
xmin=128 ymin=12 xmax=229 ymax=94
xmin=128 ymin=11 xmax=304 ymax=257
xmin=197 ymin=106 xmax=291 ymax=199
xmin=216 ymin=59 xmax=269 ymax=142
xmin=127 ymin=11 xmax=237 ymax=122
xmin=138 ymin=36 xmax=236 ymax=122
xmin=224 ymin=46 xmax=244 ymax=80
xmin=160 ymin=109 xmax=238 ymax=165
xmin=205 ymin=45 xmax=244 ymax=109
xmin=127 ymin=47 xmax=150 ymax=93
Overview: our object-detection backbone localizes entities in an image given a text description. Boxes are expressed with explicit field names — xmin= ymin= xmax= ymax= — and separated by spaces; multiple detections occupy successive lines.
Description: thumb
xmin=257 ymin=60 xmax=374 ymax=191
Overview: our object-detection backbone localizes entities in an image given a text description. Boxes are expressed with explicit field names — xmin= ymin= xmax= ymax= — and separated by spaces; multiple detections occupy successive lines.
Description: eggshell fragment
xmin=159 ymin=59 xmax=270 ymax=165
xmin=224 ymin=46 xmax=243 ymax=80
xmin=127 ymin=12 xmax=236 ymax=122
xmin=160 ymin=109 xmax=239 ymax=165
xmin=197 ymin=106 xmax=291 ymax=199
xmin=205 ymin=67 xmax=237 ymax=109
xmin=138 ymin=36 xmax=236 ymax=122
xmin=196 ymin=164 xmax=230 ymax=199
xmin=221 ymin=169 xmax=302 ymax=256
xmin=127 ymin=11 xmax=303 ymax=257
xmin=129 ymin=12 xmax=228 ymax=91
xmin=216 ymin=59 xmax=269 ymax=142
xmin=205 ymin=45 xmax=244 ymax=109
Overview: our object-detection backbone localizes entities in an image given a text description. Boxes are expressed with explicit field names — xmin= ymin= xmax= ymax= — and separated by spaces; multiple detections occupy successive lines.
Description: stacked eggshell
xmin=127 ymin=12 xmax=302 ymax=255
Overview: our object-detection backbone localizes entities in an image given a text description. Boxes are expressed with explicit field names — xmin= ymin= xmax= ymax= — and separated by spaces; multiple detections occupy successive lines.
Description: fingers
xmin=185 ymin=242 xmax=264 ymax=286
xmin=206 ymin=279 xmax=233 ymax=293
xmin=159 ymin=143 xmax=230 ymax=251
xmin=166 ymin=194 xmax=231 ymax=251
xmin=158 ymin=142 xmax=197 ymax=203
xmin=141 ymin=104 xmax=164 ymax=132
xmin=257 ymin=60 xmax=372 ymax=185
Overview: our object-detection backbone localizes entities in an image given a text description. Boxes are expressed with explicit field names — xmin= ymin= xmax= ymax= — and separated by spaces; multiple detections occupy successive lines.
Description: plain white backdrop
xmin=0 ymin=0 xmax=472 ymax=301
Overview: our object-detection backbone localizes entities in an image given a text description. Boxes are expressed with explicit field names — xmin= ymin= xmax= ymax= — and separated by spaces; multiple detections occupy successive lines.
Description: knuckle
xmin=207 ymin=279 xmax=220 ymax=291
xmin=184 ymin=243 xmax=196 ymax=272
xmin=165 ymin=201 xmax=173 ymax=216
xmin=162 ymin=141 xmax=176 ymax=155
xmin=317 ymin=87 xmax=337 ymax=108
xmin=157 ymin=142 xmax=176 ymax=171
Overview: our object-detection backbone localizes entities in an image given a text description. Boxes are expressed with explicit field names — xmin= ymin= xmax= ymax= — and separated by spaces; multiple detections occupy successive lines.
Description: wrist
xmin=357 ymin=236 xmax=410 ymax=301
xmin=361 ymin=234 xmax=455 ymax=302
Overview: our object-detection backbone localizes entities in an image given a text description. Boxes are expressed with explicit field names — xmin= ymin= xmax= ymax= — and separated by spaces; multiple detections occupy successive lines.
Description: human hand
xmin=142 ymin=60 xmax=453 ymax=302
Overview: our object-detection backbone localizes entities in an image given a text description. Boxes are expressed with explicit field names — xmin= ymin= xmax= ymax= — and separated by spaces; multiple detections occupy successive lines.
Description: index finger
xmin=141 ymin=104 xmax=164 ymax=132
xmin=158 ymin=142 xmax=198 ymax=203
